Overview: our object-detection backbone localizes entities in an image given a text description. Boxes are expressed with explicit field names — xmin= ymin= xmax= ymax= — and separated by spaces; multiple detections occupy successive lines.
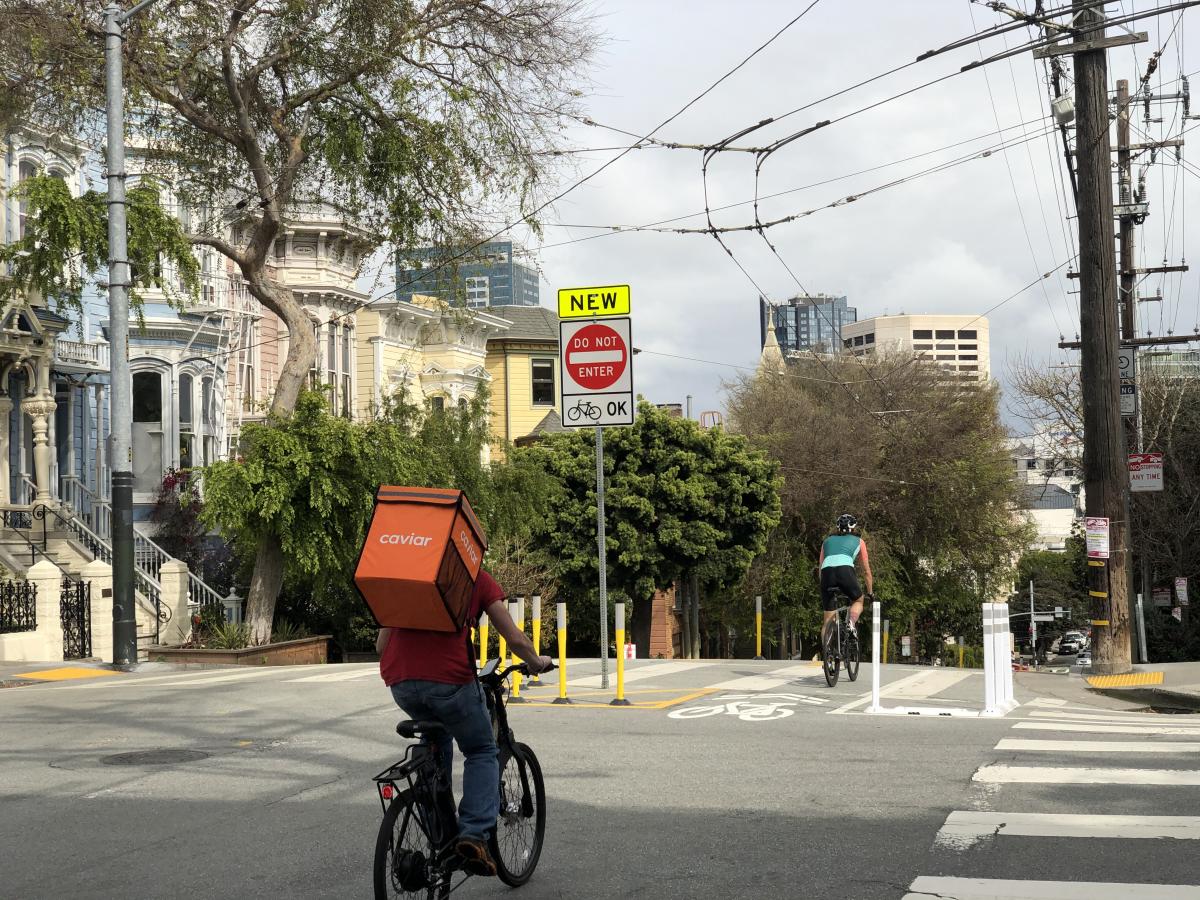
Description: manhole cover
xmin=101 ymin=749 xmax=210 ymax=766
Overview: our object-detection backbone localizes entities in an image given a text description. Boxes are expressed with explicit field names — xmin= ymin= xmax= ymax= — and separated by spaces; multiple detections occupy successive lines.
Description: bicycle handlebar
xmin=494 ymin=661 xmax=557 ymax=681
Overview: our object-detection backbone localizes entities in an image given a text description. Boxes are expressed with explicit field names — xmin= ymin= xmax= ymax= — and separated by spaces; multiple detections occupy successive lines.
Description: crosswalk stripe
xmin=997 ymin=738 xmax=1200 ymax=753
xmin=904 ymin=876 xmax=1199 ymax=899
xmin=1028 ymin=709 xmax=1187 ymax=723
xmin=886 ymin=667 xmax=975 ymax=700
xmin=162 ymin=669 xmax=288 ymax=687
xmin=936 ymin=811 xmax=1200 ymax=848
xmin=709 ymin=666 xmax=824 ymax=691
xmin=568 ymin=661 xmax=712 ymax=688
xmin=1013 ymin=721 xmax=1200 ymax=737
xmin=285 ymin=668 xmax=379 ymax=683
xmin=973 ymin=764 xmax=1200 ymax=786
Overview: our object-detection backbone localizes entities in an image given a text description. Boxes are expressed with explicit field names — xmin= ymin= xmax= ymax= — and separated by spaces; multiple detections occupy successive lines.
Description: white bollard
xmin=982 ymin=603 xmax=998 ymax=716
xmin=869 ymin=600 xmax=882 ymax=713
xmin=999 ymin=606 xmax=1016 ymax=710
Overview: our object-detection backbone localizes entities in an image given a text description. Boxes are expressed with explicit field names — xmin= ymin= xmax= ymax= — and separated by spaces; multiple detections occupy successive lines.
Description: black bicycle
xmin=821 ymin=603 xmax=860 ymax=687
xmin=373 ymin=660 xmax=549 ymax=899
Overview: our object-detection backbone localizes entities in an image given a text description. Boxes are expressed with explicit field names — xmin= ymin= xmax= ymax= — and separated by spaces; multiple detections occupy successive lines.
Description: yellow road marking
xmin=14 ymin=667 xmax=123 ymax=682
xmin=1086 ymin=672 xmax=1165 ymax=688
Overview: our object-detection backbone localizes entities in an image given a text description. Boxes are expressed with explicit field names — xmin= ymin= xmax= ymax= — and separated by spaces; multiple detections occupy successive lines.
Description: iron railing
xmin=0 ymin=580 xmax=36 ymax=633
xmin=59 ymin=475 xmax=226 ymax=614
xmin=60 ymin=576 xmax=92 ymax=659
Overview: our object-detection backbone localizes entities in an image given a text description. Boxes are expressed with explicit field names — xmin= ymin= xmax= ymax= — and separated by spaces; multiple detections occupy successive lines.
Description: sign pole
xmin=596 ymin=425 xmax=610 ymax=690
xmin=1030 ymin=580 xmax=1036 ymax=668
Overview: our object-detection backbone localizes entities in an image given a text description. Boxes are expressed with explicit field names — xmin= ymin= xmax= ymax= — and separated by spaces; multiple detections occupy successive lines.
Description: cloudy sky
xmin=501 ymin=0 xmax=1199 ymax=427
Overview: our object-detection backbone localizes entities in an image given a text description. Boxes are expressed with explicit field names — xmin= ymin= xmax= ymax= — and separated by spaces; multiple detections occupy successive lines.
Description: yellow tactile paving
xmin=14 ymin=667 xmax=123 ymax=682
xmin=1086 ymin=671 xmax=1165 ymax=688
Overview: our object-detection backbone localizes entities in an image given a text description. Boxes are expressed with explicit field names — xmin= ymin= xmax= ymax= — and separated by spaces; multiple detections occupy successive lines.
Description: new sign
xmin=560 ymin=316 xmax=635 ymax=427
xmin=558 ymin=284 xmax=630 ymax=319
xmin=1129 ymin=452 xmax=1164 ymax=492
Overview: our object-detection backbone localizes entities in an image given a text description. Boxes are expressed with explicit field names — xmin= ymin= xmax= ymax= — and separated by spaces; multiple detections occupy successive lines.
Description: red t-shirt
xmin=380 ymin=570 xmax=506 ymax=686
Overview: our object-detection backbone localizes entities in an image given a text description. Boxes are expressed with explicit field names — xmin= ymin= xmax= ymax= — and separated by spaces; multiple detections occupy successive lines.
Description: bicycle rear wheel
xmin=822 ymin=623 xmax=839 ymax=687
xmin=374 ymin=793 xmax=449 ymax=900
xmin=490 ymin=742 xmax=546 ymax=886
xmin=844 ymin=626 xmax=860 ymax=682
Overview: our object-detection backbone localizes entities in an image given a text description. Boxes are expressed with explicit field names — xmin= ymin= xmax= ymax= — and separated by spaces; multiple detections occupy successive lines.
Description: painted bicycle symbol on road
xmin=668 ymin=692 xmax=827 ymax=722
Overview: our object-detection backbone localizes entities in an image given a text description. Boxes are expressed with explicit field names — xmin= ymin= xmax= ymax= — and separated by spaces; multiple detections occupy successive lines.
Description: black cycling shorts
xmin=820 ymin=565 xmax=863 ymax=611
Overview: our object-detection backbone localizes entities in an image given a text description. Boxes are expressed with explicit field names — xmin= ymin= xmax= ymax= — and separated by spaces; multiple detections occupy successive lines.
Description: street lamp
xmin=104 ymin=0 xmax=160 ymax=668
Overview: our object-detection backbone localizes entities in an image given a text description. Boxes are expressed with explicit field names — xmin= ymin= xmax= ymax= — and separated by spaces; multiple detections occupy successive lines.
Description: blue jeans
xmin=390 ymin=680 xmax=498 ymax=842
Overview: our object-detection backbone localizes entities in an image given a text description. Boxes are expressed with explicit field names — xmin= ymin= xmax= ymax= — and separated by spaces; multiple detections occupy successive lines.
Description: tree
xmin=2 ymin=0 xmax=596 ymax=641
xmin=0 ymin=175 xmax=199 ymax=319
xmin=518 ymin=402 xmax=781 ymax=657
xmin=727 ymin=352 xmax=1030 ymax=658
xmin=1011 ymin=357 xmax=1200 ymax=659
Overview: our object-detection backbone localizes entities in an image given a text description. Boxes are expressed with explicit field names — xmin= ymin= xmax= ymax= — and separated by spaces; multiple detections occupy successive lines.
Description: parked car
xmin=1059 ymin=631 xmax=1084 ymax=654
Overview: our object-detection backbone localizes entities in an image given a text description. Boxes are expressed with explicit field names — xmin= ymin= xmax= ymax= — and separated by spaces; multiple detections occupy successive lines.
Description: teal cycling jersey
xmin=821 ymin=534 xmax=862 ymax=569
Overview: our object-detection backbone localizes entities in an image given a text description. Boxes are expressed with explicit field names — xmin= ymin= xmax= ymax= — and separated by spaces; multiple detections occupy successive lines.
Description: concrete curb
xmin=1087 ymin=685 xmax=1200 ymax=711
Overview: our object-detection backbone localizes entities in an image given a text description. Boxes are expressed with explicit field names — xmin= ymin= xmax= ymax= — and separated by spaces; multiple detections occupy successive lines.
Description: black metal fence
xmin=0 ymin=580 xmax=37 ymax=634
xmin=60 ymin=577 xmax=92 ymax=660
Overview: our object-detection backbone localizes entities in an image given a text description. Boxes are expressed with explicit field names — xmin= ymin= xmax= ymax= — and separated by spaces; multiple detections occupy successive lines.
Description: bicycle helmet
xmin=836 ymin=514 xmax=858 ymax=534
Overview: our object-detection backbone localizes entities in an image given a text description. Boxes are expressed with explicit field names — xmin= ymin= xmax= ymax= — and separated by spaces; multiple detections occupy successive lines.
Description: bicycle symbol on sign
xmin=566 ymin=399 xmax=603 ymax=422
xmin=668 ymin=692 xmax=827 ymax=722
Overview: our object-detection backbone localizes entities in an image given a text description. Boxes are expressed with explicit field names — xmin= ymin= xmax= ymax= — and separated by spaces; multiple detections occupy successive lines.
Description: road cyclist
xmin=375 ymin=569 xmax=552 ymax=890
xmin=819 ymin=514 xmax=875 ymax=683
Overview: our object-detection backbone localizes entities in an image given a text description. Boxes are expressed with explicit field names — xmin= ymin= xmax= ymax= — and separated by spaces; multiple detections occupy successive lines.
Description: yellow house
xmin=354 ymin=295 xmax=510 ymax=418
xmin=484 ymin=305 xmax=563 ymax=453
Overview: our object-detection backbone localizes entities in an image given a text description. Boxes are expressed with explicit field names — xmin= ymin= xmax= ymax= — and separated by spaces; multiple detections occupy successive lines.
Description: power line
xmin=968 ymin=0 xmax=1067 ymax=345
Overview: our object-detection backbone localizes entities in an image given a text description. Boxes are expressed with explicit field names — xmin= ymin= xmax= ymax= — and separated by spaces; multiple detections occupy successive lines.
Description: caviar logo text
xmin=379 ymin=533 xmax=433 ymax=547
xmin=458 ymin=529 xmax=480 ymax=566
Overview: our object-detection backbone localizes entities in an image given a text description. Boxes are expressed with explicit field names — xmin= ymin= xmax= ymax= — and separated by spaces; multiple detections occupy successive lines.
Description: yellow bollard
xmin=509 ymin=598 xmax=525 ymax=703
xmin=478 ymin=617 xmax=490 ymax=668
xmin=530 ymin=595 xmax=543 ymax=684
xmin=754 ymin=594 xmax=765 ymax=660
xmin=498 ymin=626 xmax=507 ymax=675
xmin=957 ymin=637 xmax=965 ymax=668
xmin=554 ymin=602 xmax=571 ymax=704
xmin=882 ymin=619 xmax=890 ymax=664
xmin=611 ymin=601 xmax=630 ymax=706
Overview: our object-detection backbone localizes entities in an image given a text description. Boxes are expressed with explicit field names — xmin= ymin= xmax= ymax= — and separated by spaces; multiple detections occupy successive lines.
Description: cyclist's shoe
xmin=454 ymin=836 xmax=498 ymax=877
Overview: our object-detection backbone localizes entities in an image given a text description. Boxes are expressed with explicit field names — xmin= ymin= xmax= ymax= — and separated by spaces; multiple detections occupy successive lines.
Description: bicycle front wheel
xmin=822 ymin=624 xmax=839 ymax=687
xmin=844 ymin=629 xmax=860 ymax=682
xmin=374 ymin=793 xmax=448 ymax=900
xmin=490 ymin=742 xmax=546 ymax=886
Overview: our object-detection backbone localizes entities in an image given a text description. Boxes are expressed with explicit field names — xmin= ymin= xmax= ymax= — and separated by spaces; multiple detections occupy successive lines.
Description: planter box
xmin=151 ymin=635 xmax=331 ymax=667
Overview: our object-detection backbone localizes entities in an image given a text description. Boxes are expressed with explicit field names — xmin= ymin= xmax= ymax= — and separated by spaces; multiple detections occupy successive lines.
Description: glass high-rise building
xmin=760 ymin=294 xmax=856 ymax=355
xmin=396 ymin=240 xmax=540 ymax=308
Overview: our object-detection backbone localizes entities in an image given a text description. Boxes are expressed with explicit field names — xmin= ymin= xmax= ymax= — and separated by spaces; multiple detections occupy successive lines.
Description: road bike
xmin=566 ymin=400 xmax=601 ymax=422
xmin=821 ymin=603 xmax=860 ymax=687
xmin=372 ymin=660 xmax=549 ymax=899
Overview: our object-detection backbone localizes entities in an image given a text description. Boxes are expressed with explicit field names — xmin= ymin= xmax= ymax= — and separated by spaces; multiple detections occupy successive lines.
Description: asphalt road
xmin=2 ymin=659 xmax=1198 ymax=899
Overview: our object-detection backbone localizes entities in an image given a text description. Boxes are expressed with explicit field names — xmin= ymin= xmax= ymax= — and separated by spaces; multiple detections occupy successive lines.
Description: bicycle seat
xmin=396 ymin=719 xmax=447 ymax=740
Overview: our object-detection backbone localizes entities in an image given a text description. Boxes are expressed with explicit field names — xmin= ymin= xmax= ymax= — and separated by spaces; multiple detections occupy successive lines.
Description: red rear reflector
xmin=382 ymin=785 xmax=394 ymax=800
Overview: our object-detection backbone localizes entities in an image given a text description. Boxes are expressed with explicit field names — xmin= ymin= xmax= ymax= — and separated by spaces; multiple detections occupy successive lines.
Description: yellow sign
xmin=558 ymin=284 xmax=630 ymax=318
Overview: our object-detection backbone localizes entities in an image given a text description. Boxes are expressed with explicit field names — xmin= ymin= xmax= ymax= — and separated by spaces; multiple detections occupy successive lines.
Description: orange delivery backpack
xmin=354 ymin=486 xmax=487 ymax=632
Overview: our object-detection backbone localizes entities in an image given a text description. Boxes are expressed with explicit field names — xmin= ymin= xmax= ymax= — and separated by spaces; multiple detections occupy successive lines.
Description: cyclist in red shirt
xmin=376 ymin=569 xmax=550 ymax=877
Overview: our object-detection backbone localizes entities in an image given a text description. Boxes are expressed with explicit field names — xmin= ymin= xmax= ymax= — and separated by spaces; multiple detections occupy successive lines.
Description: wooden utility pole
xmin=1073 ymin=1 xmax=1133 ymax=674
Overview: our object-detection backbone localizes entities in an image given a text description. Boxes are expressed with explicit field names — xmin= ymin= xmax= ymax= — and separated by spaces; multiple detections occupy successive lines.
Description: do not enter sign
xmin=565 ymin=323 xmax=628 ymax=390
xmin=559 ymin=315 xmax=634 ymax=427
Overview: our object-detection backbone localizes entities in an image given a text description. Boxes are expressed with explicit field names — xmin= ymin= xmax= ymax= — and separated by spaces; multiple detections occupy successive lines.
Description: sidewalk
xmin=1015 ymin=660 xmax=1200 ymax=711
